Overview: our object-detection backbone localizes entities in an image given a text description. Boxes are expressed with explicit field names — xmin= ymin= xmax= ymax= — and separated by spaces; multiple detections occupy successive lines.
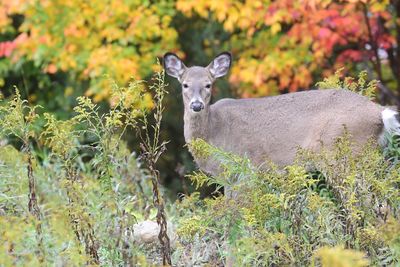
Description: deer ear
xmin=207 ymin=52 xmax=232 ymax=78
xmin=163 ymin=52 xmax=186 ymax=79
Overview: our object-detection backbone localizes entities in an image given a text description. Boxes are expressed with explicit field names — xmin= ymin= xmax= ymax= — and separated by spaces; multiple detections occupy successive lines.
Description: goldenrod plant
xmin=0 ymin=71 xmax=167 ymax=265
xmin=1 ymin=70 xmax=399 ymax=266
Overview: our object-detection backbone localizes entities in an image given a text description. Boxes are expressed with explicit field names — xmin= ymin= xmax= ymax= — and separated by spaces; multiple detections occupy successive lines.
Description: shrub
xmin=174 ymin=136 xmax=400 ymax=266
xmin=0 ymin=72 xmax=167 ymax=265
xmin=1 ymin=69 xmax=399 ymax=266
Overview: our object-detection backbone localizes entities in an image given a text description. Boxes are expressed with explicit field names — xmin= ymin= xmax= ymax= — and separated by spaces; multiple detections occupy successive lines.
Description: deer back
xmin=192 ymin=89 xmax=384 ymax=175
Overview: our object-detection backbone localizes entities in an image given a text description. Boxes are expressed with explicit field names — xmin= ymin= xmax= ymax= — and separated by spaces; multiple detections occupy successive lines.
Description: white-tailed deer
xmin=163 ymin=52 xmax=400 ymax=175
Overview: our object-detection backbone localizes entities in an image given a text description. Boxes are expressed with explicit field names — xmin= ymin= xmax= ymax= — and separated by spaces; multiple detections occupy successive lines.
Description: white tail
xmin=163 ymin=52 xmax=400 ymax=176
xmin=380 ymin=108 xmax=400 ymax=146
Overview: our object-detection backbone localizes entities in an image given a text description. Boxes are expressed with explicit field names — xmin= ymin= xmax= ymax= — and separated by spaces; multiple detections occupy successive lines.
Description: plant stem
xmin=25 ymin=141 xmax=45 ymax=261
xmin=139 ymin=70 xmax=172 ymax=265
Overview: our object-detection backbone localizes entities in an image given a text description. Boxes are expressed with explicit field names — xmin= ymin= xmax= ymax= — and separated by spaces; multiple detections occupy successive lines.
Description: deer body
xmin=164 ymin=52 xmax=399 ymax=176
xmin=185 ymin=89 xmax=384 ymax=173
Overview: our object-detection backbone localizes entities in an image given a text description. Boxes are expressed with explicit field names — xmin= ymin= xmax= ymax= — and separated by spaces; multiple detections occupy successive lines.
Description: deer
xmin=163 ymin=51 xmax=400 ymax=177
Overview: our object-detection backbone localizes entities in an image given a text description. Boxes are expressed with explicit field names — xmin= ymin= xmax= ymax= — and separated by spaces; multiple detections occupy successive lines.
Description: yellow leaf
xmin=313 ymin=246 xmax=369 ymax=267
xmin=271 ymin=23 xmax=281 ymax=34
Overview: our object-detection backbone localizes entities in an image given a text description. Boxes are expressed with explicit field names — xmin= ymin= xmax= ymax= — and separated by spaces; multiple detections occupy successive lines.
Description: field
xmin=0 ymin=71 xmax=399 ymax=266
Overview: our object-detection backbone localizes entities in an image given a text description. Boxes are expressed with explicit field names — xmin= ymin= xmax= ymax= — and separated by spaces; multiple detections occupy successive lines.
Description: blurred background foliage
xmin=1 ymin=1 xmax=400 ymax=265
xmin=0 ymin=0 xmax=399 ymax=191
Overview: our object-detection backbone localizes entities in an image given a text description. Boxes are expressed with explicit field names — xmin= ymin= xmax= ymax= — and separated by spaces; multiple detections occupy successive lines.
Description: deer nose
xmin=190 ymin=101 xmax=204 ymax=112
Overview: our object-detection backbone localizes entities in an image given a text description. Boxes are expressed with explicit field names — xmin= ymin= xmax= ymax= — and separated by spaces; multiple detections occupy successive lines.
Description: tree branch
xmin=362 ymin=3 xmax=383 ymax=81
xmin=362 ymin=2 xmax=400 ymax=108
xmin=377 ymin=82 xmax=400 ymax=107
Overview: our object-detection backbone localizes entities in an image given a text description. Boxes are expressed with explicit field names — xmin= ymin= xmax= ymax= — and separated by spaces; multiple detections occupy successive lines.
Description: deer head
xmin=163 ymin=52 xmax=232 ymax=113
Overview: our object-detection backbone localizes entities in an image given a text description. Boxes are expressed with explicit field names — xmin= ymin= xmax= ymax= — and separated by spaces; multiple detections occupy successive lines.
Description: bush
xmin=0 ymin=74 xmax=162 ymax=265
xmin=1 ymin=69 xmax=399 ymax=266
xmin=176 ymin=136 xmax=399 ymax=266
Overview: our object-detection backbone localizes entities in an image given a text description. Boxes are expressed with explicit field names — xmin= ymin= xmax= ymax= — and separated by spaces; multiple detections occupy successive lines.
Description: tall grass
xmin=0 ymin=72 xmax=168 ymax=265
xmin=0 ymin=70 xmax=399 ymax=266
xmin=178 ymin=136 xmax=399 ymax=266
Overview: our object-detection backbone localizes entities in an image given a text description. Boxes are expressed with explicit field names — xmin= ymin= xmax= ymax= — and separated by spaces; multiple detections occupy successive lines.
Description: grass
xmin=0 ymin=70 xmax=399 ymax=266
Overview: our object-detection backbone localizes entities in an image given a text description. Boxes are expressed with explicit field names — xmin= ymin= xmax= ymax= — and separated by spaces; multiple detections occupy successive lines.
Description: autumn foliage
xmin=0 ymin=2 xmax=400 ymax=264
xmin=177 ymin=1 xmax=396 ymax=99
xmin=0 ymin=0 xmax=178 ymax=101
xmin=0 ymin=0 xmax=398 ymax=104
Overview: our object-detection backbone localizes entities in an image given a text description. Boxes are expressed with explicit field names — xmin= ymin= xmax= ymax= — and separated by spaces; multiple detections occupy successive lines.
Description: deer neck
xmin=183 ymin=106 xmax=210 ymax=142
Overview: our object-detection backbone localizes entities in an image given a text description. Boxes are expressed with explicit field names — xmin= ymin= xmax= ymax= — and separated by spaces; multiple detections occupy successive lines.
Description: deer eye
xmin=205 ymin=84 xmax=211 ymax=89
xmin=183 ymin=83 xmax=189 ymax=88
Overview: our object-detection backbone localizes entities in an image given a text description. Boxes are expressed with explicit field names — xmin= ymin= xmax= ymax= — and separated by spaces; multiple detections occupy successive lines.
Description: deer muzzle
xmin=190 ymin=101 xmax=204 ymax=112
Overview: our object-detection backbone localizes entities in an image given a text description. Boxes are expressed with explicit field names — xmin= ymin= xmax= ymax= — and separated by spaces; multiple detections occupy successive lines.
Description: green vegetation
xmin=1 ymin=1 xmax=400 ymax=265
xmin=1 ymin=70 xmax=399 ymax=266
xmin=182 ymin=135 xmax=400 ymax=266
xmin=0 ymin=74 xmax=158 ymax=265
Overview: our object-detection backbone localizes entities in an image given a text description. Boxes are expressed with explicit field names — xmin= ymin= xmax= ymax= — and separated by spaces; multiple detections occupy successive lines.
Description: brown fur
xmin=164 ymin=52 xmax=385 ymax=176
xmin=187 ymin=89 xmax=384 ymax=174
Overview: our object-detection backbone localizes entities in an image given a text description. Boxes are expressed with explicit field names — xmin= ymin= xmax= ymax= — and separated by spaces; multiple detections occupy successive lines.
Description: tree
xmin=0 ymin=0 xmax=178 ymax=102
xmin=176 ymin=0 xmax=399 ymax=107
